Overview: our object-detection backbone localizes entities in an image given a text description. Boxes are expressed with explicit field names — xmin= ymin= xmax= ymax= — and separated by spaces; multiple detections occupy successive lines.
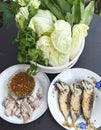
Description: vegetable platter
xmin=13 ymin=0 xmax=94 ymax=73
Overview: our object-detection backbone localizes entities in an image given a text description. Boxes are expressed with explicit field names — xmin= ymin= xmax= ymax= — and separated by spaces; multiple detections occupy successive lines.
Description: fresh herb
xmin=15 ymin=28 xmax=49 ymax=65
xmin=26 ymin=64 xmax=38 ymax=77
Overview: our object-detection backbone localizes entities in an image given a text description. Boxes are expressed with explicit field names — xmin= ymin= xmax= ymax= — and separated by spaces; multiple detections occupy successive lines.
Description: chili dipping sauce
xmin=8 ymin=72 xmax=35 ymax=98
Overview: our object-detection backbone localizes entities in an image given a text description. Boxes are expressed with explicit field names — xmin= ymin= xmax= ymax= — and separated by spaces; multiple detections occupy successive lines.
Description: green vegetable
xmin=15 ymin=0 xmax=40 ymax=30
xmin=28 ymin=4 xmax=38 ymax=19
xmin=51 ymin=20 xmax=72 ymax=54
xmin=36 ymin=35 xmax=70 ymax=66
xmin=65 ymin=0 xmax=85 ymax=26
xmin=65 ymin=0 xmax=73 ymax=6
xmin=56 ymin=0 xmax=71 ymax=13
xmin=28 ymin=0 xmax=41 ymax=9
xmin=65 ymin=12 xmax=73 ymax=27
xmin=27 ymin=0 xmax=41 ymax=19
xmin=15 ymin=28 xmax=49 ymax=65
xmin=13 ymin=0 xmax=95 ymax=70
xmin=28 ymin=9 xmax=57 ymax=36
xmin=80 ymin=1 xmax=94 ymax=25
xmin=13 ymin=0 xmax=29 ymax=6
xmin=26 ymin=64 xmax=38 ymax=77
xmin=28 ymin=48 xmax=49 ymax=65
xmin=41 ymin=0 xmax=94 ymax=26
xmin=40 ymin=0 xmax=64 ymax=19
xmin=70 ymin=24 xmax=89 ymax=60
xmin=72 ymin=0 xmax=82 ymax=24
xmin=15 ymin=6 xmax=29 ymax=30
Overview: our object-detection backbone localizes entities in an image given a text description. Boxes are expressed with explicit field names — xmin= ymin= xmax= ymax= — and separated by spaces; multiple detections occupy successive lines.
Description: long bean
xmin=41 ymin=0 xmax=64 ymax=19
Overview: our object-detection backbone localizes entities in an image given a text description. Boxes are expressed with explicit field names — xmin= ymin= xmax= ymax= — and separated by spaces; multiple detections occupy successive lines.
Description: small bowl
xmin=30 ymin=39 xmax=85 ymax=74
xmin=8 ymin=71 xmax=35 ymax=98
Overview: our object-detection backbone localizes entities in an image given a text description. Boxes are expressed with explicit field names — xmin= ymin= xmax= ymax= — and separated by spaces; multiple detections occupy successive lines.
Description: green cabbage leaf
xmin=51 ymin=20 xmax=72 ymax=54
xmin=13 ymin=0 xmax=29 ymax=6
xmin=15 ymin=6 xmax=29 ymax=30
xmin=28 ymin=9 xmax=57 ymax=36
xmin=36 ymin=35 xmax=70 ymax=66
xmin=70 ymin=24 xmax=89 ymax=60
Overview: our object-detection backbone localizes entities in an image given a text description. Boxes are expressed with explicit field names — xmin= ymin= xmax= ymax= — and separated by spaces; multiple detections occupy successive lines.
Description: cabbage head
xmin=51 ymin=20 xmax=72 ymax=54
xmin=70 ymin=24 xmax=89 ymax=60
xmin=28 ymin=9 xmax=57 ymax=37
xmin=36 ymin=35 xmax=70 ymax=66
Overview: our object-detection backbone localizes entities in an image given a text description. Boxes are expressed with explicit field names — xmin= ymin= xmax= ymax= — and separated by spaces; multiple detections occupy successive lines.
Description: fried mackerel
xmin=70 ymin=84 xmax=82 ymax=125
xmin=81 ymin=80 xmax=96 ymax=129
xmin=56 ymin=81 xmax=72 ymax=127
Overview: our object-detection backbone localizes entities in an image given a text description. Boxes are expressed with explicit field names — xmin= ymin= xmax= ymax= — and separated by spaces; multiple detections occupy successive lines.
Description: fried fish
xmin=70 ymin=84 xmax=82 ymax=125
xmin=56 ymin=81 xmax=72 ymax=127
xmin=81 ymin=80 xmax=96 ymax=130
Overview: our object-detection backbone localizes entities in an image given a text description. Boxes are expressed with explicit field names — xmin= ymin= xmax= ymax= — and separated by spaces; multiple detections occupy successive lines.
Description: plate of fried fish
xmin=48 ymin=68 xmax=101 ymax=130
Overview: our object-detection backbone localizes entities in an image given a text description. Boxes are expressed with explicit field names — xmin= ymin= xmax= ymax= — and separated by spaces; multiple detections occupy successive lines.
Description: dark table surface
xmin=0 ymin=14 xmax=101 ymax=130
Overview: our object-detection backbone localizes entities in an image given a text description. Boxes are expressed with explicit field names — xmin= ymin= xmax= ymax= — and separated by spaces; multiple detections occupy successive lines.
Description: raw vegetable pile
xmin=14 ymin=0 xmax=94 ymax=67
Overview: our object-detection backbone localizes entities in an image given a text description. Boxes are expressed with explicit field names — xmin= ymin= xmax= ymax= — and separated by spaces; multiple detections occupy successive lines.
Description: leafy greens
xmin=13 ymin=0 xmax=94 ymax=74
xmin=40 ymin=0 xmax=94 ymax=26
xmin=15 ymin=28 xmax=49 ymax=66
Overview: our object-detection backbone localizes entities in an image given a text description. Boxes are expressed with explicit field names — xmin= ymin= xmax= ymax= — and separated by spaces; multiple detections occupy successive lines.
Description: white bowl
xmin=30 ymin=39 xmax=85 ymax=74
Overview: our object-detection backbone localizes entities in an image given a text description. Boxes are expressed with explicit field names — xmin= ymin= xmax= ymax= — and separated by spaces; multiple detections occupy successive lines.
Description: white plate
xmin=48 ymin=68 xmax=101 ymax=130
xmin=0 ymin=64 xmax=50 ymax=124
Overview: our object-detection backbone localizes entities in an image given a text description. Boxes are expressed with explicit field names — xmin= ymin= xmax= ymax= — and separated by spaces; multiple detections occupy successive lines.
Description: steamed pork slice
xmin=56 ymin=81 xmax=72 ymax=127
xmin=20 ymin=100 xmax=33 ymax=122
xmin=2 ymin=96 xmax=16 ymax=116
xmin=70 ymin=84 xmax=82 ymax=124
xmin=81 ymin=80 xmax=95 ymax=125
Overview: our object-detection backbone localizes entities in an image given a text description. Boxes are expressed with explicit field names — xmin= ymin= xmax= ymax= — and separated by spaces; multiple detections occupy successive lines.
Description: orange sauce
xmin=8 ymin=72 xmax=35 ymax=98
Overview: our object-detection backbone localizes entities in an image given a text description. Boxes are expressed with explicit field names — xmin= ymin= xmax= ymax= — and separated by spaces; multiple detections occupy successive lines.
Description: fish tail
xmin=63 ymin=121 xmax=73 ymax=127
xmin=87 ymin=123 xmax=97 ymax=130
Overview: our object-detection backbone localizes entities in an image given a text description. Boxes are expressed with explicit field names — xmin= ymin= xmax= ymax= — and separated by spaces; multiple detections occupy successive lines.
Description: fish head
xmin=56 ymin=81 xmax=70 ymax=94
xmin=81 ymin=80 xmax=94 ymax=94
xmin=70 ymin=84 xmax=82 ymax=96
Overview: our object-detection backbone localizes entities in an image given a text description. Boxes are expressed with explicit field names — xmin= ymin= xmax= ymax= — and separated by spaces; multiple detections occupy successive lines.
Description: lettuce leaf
xmin=13 ymin=0 xmax=29 ymax=6
xmin=70 ymin=24 xmax=89 ymax=60
xmin=15 ymin=6 xmax=29 ymax=30
xmin=28 ymin=9 xmax=57 ymax=36
xmin=36 ymin=35 xmax=70 ymax=66
xmin=51 ymin=20 xmax=72 ymax=54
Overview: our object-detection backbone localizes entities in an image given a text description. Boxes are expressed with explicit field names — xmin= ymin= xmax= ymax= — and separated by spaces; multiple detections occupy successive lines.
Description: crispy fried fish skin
xmin=70 ymin=84 xmax=82 ymax=124
xmin=81 ymin=80 xmax=96 ymax=129
xmin=56 ymin=81 xmax=72 ymax=127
